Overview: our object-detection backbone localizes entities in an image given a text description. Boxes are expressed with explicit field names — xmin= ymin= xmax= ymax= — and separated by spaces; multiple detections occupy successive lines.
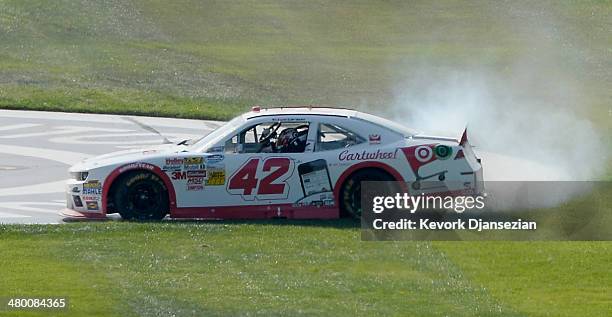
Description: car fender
xmin=101 ymin=162 xmax=177 ymax=213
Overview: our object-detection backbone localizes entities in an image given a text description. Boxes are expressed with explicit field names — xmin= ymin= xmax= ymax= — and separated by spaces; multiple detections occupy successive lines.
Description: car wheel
xmin=113 ymin=171 xmax=169 ymax=221
xmin=340 ymin=169 xmax=395 ymax=218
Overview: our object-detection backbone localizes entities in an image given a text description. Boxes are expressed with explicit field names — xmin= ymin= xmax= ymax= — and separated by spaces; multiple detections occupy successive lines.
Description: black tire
xmin=339 ymin=169 xmax=395 ymax=218
xmin=113 ymin=171 xmax=169 ymax=220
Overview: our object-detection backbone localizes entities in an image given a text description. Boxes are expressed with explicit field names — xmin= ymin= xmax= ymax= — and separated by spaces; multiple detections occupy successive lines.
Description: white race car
xmin=61 ymin=107 xmax=483 ymax=220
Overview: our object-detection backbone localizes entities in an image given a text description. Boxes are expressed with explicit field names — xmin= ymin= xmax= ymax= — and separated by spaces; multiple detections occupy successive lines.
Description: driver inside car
xmin=258 ymin=123 xmax=309 ymax=153
xmin=275 ymin=125 xmax=308 ymax=153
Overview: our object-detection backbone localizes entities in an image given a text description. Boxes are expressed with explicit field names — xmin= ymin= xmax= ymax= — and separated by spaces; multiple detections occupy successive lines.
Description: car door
xmin=219 ymin=118 xmax=317 ymax=207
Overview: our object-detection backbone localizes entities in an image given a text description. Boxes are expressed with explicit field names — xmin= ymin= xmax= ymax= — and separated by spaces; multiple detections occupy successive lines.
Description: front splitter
xmin=59 ymin=208 xmax=107 ymax=222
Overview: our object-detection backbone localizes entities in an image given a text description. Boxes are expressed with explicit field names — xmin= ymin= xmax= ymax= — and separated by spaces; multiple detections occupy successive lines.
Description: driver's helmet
xmin=276 ymin=128 xmax=298 ymax=150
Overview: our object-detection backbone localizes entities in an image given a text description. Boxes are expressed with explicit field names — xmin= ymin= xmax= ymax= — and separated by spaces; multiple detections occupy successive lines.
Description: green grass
xmin=0 ymin=220 xmax=609 ymax=317
xmin=0 ymin=0 xmax=610 ymax=122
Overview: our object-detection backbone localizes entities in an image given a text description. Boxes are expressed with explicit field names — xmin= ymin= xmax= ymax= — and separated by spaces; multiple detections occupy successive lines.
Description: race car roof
xmin=243 ymin=107 xmax=357 ymax=119
xmin=244 ymin=107 xmax=417 ymax=136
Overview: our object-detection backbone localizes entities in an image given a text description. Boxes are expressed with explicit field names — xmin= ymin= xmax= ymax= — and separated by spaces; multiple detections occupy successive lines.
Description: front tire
xmin=113 ymin=171 xmax=169 ymax=221
xmin=339 ymin=169 xmax=395 ymax=218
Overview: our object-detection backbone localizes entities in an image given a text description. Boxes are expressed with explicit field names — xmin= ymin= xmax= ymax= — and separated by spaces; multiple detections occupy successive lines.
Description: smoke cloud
xmin=377 ymin=1 xmax=609 ymax=182
xmin=388 ymin=68 xmax=607 ymax=181
xmin=362 ymin=3 xmax=610 ymax=208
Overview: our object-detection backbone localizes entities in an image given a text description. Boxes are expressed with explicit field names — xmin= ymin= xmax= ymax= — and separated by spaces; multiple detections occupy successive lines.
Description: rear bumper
xmin=475 ymin=165 xmax=485 ymax=195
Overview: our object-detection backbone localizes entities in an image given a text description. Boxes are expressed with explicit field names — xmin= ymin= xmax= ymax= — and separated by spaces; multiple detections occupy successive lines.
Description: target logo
xmin=415 ymin=145 xmax=433 ymax=162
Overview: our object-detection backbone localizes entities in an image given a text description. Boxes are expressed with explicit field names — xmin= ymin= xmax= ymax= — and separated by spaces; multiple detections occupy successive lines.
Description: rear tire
xmin=339 ymin=169 xmax=395 ymax=218
xmin=113 ymin=171 xmax=169 ymax=221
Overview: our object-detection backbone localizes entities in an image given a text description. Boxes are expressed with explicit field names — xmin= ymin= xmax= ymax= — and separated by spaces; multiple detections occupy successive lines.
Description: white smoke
xmin=367 ymin=1 xmax=612 ymax=209
xmin=376 ymin=67 xmax=607 ymax=210
xmin=387 ymin=68 xmax=607 ymax=182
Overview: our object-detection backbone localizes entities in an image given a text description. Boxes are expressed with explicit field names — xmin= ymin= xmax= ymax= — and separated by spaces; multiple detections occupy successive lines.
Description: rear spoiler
xmin=459 ymin=127 xmax=481 ymax=163
xmin=459 ymin=127 xmax=468 ymax=146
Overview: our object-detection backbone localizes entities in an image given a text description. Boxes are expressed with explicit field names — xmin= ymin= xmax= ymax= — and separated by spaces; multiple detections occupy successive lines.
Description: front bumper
xmin=60 ymin=179 xmax=107 ymax=221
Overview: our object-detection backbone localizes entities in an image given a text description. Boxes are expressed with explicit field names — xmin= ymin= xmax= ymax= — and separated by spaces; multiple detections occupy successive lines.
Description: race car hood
xmin=69 ymin=143 xmax=188 ymax=172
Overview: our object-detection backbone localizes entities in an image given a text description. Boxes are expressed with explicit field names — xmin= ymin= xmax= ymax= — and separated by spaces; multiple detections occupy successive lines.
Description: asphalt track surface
xmin=0 ymin=110 xmax=222 ymax=224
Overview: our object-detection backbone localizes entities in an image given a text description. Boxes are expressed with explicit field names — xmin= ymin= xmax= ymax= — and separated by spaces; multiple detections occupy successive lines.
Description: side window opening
xmin=225 ymin=121 xmax=311 ymax=154
xmin=316 ymin=123 xmax=365 ymax=151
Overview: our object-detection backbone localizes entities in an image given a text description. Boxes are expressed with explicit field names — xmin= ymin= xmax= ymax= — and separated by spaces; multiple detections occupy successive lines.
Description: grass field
xmin=1 ymin=1 xmax=611 ymax=316
xmin=1 ymin=221 xmax=610 ymax=317
xmin=0 ymin=0 xmax=610 ymax=124
xmin=1 ymin=186 xmax=610 ymax=317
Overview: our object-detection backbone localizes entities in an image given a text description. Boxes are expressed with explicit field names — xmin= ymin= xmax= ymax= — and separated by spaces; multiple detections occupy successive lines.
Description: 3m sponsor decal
xmin=82 ymin=180 xmax=102 ymax=195
xmin=338 ymin=148 xmax=399 ymax=161
xmin=206 ymin=169 xmax=225 ymax=186
xmin=86 ymin=201 xmax=99 ymax=211
xmin=171 ymin=171 xmax=187 ymax=180
xmin=369 ymin=134 xmax=381 ymax=144
xmin=187 ymin=170 xmax=206 ymax=178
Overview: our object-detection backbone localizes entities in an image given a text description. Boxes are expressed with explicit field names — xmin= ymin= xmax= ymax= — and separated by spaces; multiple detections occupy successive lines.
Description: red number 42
xmin=228 ymin=157 xmax=293 ymax=199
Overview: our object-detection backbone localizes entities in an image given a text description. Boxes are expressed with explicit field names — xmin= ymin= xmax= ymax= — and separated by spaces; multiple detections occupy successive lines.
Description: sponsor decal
xmin=171 ymin=171 xmax=187 ymax=180
xmin=400 ymin=145 xmax=448 ymax=189
xmin=187 ymin=177 xmax=204 ymax=185
xmin=206 ymin=168 xmax=225 ymax=186
xmin=338 ymin=148 xmax=399 ymax=161
xmin=82 ymin=196 xmax=100 ymax=201
xmin=187 ymin=170 xmax=206 ymax=178
xmin=83 ymin=180 xmax=102 ymax=195
xmin=187 ymin=184 xmax=204 ymax=191
xmin=369 ymin=134 xmax=381 ymax=144
xmin=86 ymin=201 xmax=99 ymax=211
xmin=163 ymin=157 xmax=184 ymax=171
xmin=272 ymin=117 xmax=305 ymax=122
xmin=119 ymin=162 xmax=156 ymax=173
xmin=415 ymin=145 xmax=433 ymax=163
xmin=184 ymin=157 xmax=203 ymax=165
xmin=166 ymin=158 xmax=184 ymax=165
xmin=434 ymin=145 xmax=452 ymax=160
xmin=205 ymin=154 xmax=224 ymax=164
xmin=184 ymin=157 xmax=205 ymax=170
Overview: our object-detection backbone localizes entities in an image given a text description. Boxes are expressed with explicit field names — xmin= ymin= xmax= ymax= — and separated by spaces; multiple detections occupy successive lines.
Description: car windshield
xmin=189 ymin=115 xmax=245 ymax=151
